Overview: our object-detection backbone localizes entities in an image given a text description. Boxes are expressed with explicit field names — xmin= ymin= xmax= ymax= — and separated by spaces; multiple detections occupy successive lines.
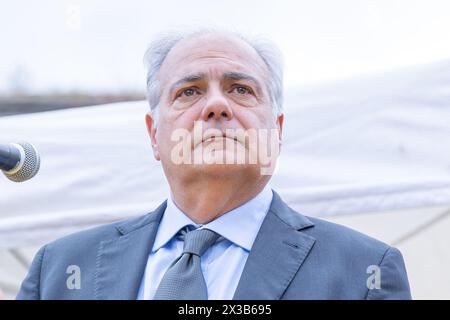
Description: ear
xmin=276 ymin=113 xmax=284 ymax=145
xmin=145 ymin=113 xmax=160 ymax=161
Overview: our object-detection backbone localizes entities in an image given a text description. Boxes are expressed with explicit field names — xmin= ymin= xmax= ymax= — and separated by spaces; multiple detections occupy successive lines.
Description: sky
xmin=1 ymin=0 xmax=450 ymax=93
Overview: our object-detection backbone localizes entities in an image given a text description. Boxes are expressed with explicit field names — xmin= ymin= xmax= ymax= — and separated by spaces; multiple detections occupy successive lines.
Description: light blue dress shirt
xmin=137 ymin=184 xmax=273 ymax=300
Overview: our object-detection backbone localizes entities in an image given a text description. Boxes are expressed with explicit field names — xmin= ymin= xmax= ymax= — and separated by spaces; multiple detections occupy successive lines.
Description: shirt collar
xmin=152 ymin=184 xmax=273 ymax=252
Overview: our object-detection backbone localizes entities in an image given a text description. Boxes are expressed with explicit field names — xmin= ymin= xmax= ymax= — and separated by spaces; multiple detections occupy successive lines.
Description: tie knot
xmin=181 ymin=228 xmax=220 ymax=256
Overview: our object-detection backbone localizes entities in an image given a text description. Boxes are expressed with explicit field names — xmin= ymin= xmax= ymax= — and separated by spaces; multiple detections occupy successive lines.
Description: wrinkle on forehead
xmin=158 ymin=34 xmax=269 ymax=87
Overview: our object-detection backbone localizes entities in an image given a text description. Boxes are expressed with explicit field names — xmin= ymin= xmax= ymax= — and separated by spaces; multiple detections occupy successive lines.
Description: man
xmin=17 ymin=29 xmax=411 ymax=300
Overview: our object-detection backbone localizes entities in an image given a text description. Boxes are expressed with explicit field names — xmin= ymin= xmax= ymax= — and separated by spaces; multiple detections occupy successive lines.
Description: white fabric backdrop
xmin=1 ymin=60 xmax=450 ymax=248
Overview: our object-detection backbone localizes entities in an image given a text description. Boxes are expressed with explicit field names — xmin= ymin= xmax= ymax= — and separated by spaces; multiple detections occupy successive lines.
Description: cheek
xmin=156 ymin=109 xmax=198 ymax=155
xmin=155 ymin=124 xmax=169 ymax=152
xmin=234 ymin=107 xmax=276 ymax=130
xmin=161 ymin=103 xmax=200 ymax=132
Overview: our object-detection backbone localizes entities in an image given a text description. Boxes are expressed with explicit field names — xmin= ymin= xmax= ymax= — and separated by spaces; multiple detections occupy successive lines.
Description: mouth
xmin=195 ymin=133 xmax=239 ymax=148
xmin=202 ymin=135 xmax=238 ymax=143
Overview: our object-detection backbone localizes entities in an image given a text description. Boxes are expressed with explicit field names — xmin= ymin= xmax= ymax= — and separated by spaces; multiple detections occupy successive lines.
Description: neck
xmin=169 ymin=172 xmax=270 ymax=224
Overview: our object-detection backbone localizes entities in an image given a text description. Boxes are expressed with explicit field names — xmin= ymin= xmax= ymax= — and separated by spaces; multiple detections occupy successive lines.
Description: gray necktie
xmin=153 ymin=227 xmax=220 ymax=300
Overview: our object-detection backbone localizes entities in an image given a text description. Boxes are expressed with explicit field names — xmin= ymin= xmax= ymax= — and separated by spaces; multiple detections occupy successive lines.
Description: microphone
xmin=0 ymin=142 xmax=40 ymax=182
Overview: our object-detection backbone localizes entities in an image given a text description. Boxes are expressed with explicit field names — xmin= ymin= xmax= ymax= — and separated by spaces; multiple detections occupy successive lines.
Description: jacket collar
xmin=232 ymin=190 xmax=316 ymax=299
xmin=94 ymin=190 xmax=316 ymax=300
xmin=94 ymin=200 xmax=166 ymax=299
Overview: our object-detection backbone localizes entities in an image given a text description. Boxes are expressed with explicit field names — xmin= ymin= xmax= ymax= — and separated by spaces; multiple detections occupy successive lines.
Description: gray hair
xmin=143 ymin=28 xmax=284 ymax=126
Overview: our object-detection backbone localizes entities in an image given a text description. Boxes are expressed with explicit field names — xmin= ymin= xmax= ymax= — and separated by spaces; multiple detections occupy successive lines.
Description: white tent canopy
xmin=2 ymin=59 xmax=450 ymax=299
xmin=1 ymin=60 xmax=450 ymax=249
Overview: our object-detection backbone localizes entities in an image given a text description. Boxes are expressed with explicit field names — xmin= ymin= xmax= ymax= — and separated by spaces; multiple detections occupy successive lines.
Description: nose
xmin=201 ymin=87 xmax=233 ymax=121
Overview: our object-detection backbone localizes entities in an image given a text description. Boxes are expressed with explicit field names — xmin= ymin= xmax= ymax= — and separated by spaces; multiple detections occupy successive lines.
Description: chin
xmin=191 ymin=161 xmax=262 ymax=179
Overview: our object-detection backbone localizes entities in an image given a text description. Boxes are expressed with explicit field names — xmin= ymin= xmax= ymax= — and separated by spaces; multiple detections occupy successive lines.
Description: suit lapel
xmin=233 ymin=191 xmax=316 ymax=300
xmin=93 ymin=191 xmax=314 ymax=300
xmin=94 ymin=201 xmax=167 ymax=299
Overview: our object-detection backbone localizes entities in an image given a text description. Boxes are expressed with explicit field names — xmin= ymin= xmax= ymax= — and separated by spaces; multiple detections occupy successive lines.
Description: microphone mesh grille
xmin=5 ymin=142 xmax=40 ymax=182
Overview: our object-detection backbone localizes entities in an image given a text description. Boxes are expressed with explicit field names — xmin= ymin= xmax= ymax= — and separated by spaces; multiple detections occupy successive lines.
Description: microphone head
xmin=4 ymin=142 xmax=40 ymax=182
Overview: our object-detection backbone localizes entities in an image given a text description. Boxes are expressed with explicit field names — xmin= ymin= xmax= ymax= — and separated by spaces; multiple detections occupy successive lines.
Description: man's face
xmin=146 ymin=34 xmax=283 ymax=181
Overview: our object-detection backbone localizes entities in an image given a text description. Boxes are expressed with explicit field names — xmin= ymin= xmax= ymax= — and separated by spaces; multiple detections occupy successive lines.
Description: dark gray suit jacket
xmin=17 ymin=190 xmax=411 ymax=299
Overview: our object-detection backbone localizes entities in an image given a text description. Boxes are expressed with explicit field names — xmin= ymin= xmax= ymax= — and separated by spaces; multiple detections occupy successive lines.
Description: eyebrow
xmin=169 ymin=73 xmax=206 ymax=95
xmin=168 ymin=71 xmax=263 ymax=95
xmin=223 ymin=72 xmax=263 ymax=94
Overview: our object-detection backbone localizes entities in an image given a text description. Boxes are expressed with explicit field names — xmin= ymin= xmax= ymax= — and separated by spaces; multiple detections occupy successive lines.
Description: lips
xmin=194 ymin=133 xmax=239 ymax=148
xmin=202 ymin=135 xmax=237 ymax=143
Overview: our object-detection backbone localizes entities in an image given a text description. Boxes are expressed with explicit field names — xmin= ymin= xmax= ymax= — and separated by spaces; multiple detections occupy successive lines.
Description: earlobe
xmin=153 ymin=148 xmax=161 ymax=161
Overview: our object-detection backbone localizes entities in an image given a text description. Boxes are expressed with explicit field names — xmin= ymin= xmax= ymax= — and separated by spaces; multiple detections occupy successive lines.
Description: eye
xmin=231 ymin=85 xmax=253 ymax=95
xmin=176 ymin=87 xmax=200 ymax=99
xmin=183 ymin=88 xmax=196 ymax=96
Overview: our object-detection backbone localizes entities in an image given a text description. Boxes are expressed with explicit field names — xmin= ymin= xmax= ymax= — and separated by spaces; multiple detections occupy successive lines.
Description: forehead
xmin=158 ymin=34 xmax=269 ymax=86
